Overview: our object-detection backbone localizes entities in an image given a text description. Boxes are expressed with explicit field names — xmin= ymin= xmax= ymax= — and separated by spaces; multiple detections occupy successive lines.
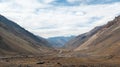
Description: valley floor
xmin=0 ymin=56 xmax=120 ymax=67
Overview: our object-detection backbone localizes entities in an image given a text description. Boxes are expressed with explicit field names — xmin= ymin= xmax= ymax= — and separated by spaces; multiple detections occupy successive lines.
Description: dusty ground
xmin=0 ymin=56 xmax=120 ymax=67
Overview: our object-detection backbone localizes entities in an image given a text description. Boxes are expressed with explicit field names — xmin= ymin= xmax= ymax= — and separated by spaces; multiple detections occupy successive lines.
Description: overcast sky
xmin=0 ymin=0 xmax=120 ymax=38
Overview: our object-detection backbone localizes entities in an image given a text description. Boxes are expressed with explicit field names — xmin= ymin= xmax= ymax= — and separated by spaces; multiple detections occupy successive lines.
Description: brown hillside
xmin=74 ymin=15 xmax=120 ymax=57
xmin=0 ymin=15 xmax=52 ymax=56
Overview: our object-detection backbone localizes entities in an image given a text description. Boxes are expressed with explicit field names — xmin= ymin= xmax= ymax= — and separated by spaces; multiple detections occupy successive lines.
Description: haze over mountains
xmin=47 ymin=36 xmax=75 ymax=48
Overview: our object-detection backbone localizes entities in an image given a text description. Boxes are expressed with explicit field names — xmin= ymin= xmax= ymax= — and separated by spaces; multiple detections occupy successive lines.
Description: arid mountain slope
xmin=64 ymin=26 xmax=103 ymax=50
xmin=0 ymin=15 xmax=52 ymax=56
xmin=74 ymin=16 xmax=120 ymax=56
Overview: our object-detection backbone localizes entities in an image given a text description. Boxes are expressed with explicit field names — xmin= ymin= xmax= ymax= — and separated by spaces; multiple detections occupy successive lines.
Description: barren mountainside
xmin=0 ymin=15 xmax=52 ymax=56
xmin=72 ymin=15 xmax=120 ymax=57
xmin=64 ymin=26 xmax=103 ymax=50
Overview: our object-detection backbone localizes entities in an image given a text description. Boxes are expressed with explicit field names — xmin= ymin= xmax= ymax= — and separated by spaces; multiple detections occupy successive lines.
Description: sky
xmin=0 ymin=0 xmax=120 ymax=38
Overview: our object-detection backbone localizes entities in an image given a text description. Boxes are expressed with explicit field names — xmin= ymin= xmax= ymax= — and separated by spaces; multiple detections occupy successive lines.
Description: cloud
xmin=0 ymin=0 xmax=120 ymax=38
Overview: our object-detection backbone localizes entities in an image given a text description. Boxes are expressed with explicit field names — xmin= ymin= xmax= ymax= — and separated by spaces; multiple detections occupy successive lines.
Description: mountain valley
xmin=0 ymin=15 xmax=120 ymax=67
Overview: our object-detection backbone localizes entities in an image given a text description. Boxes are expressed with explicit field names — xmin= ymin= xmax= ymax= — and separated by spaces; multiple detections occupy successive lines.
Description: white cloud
xmin=0 ymin=0 xmax=120 ymax=38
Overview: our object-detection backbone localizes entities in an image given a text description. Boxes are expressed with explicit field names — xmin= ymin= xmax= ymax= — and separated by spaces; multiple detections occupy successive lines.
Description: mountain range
xmin=47 ymin=36 xmax=75 ymax=48
xmin=1 ymin=14 xmax=120 ymax=57
xmin=0 ymin=13 xmax=120 ymax=67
